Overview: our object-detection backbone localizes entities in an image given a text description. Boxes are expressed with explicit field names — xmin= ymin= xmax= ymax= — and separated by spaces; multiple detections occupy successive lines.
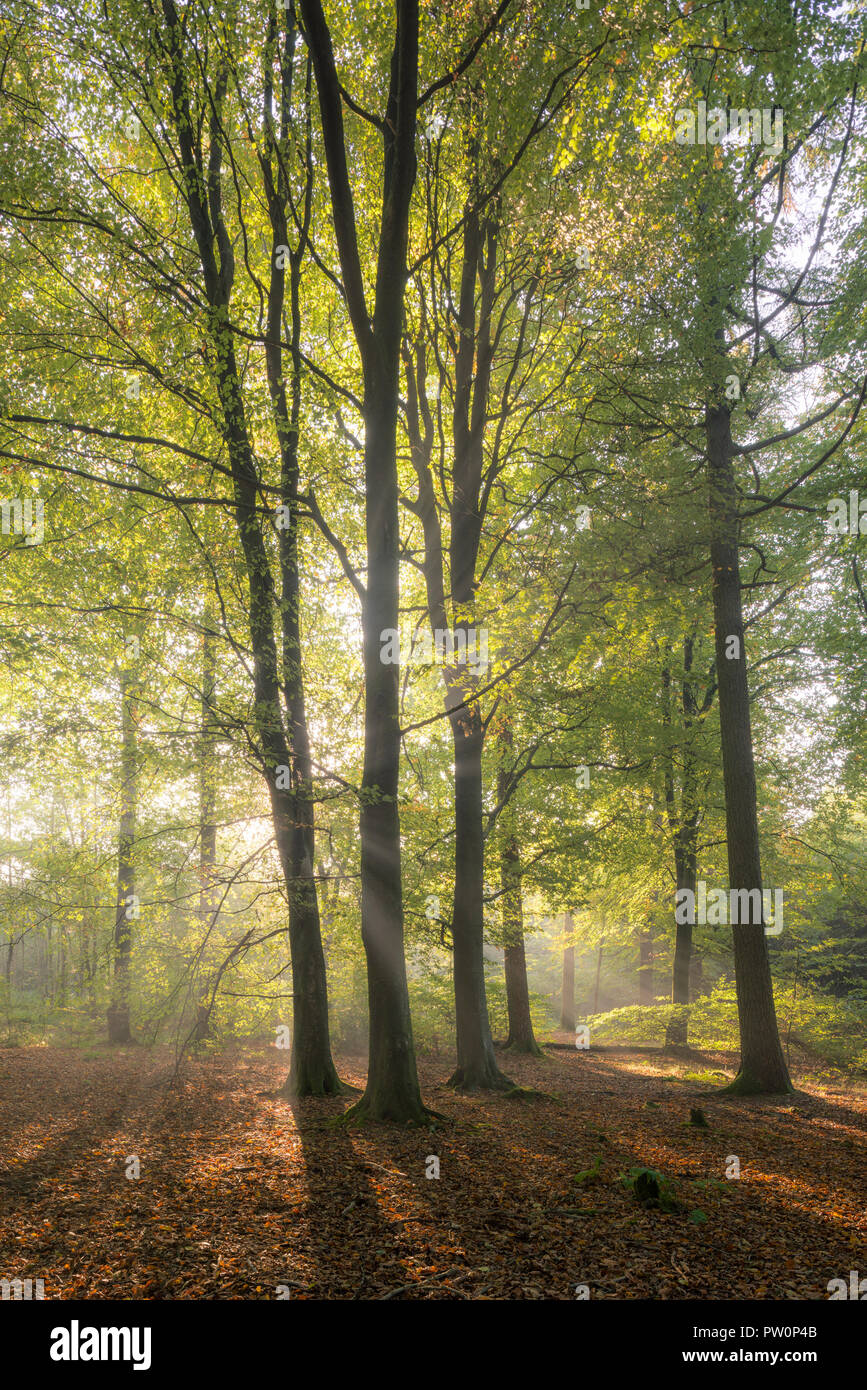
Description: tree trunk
xmin=662 ymin=637 xmax=711 ymax=1050
xmin=707 ymin=403 xmax=791 ymax=1094
xmin=194 ymin=610 xmax=217 ymax=1042
xmin=260 ymin=36 xmax=343 ymax=1098
xmin=504 ymin=940 xmax=540 ymax=1051
xmin=638 ymin=929 xmax=654 ymax=1004
xmin=300 ymin=0 xmax=430 ymax=1121
xmin=400 ymin=158 xmax=509 ymax=1093
xmin=560 ymin=935 xmax=576 ymax=1033
xmin=592 ymin=940 xmax=604 ymax=1015
xmin=444 ymin=189 xmax=510 ymax=1092
xmin=448 ymin=710 xmax=512 ymax=1089
xmin=226 ymin=362 xmax=342 ymax=1099
xmin=58 ymin=927 xmax=67 ymax=1006
xmin=665 ymin=841 xmax=696 ymax=1049
xmin=352 ymin=382 xmax=428 ymax=1120
xmin=498 ymin=760 xmax=542 ymax=1055
xmin=161 ymin=11 xmax=343 ymax=1096
xmin=108 ymin=661 xmax=136 ymax=1044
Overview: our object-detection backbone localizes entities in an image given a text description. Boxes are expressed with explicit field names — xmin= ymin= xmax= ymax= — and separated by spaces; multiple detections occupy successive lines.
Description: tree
xmin=496 ymin=711 xmax=543 ymax=1054
xmin=298 ymin=0 xmax=430 ymax=1121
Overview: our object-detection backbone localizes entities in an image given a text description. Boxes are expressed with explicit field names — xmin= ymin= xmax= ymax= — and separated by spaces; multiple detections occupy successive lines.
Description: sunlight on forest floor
xmin=1 ymin=1043 xmax=864 ymax=1299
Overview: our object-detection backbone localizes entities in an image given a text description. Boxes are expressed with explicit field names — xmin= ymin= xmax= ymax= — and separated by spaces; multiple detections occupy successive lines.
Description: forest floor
xmin=0 ymin=1038 xmax=864 ymax=1299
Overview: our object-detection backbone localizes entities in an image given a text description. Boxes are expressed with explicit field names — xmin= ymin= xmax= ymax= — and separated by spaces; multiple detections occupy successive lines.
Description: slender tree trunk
xmin=194 ymin=611 xmax=217 ymax=1042
xmin=662 ymin=637 xmax=711 ymax=1049
xmin=707 ymin=403 xmax=791 ymax=1093
xmin=592 ymin=939 xmax=604 ymax=1015
xmin=260 ymin=34 xmax=343 ymax=1098
xmin=228 ymin=359 xmax=342 ymax=1098
xmin=58 ymin=928 xmax=67 ymax=1007
xmin=638 ymin=929 xmax=654 ymax=1004
xmin=2 ymin=805 xmax=12 ymax=1034
xmin=300 ymin=0 xmax=430 ymax=1120
xmin=665 ymin=840 xmax=697 ymax=1049
xmin=353 ymin=382 xmax=427 ymax=1119
xmin=278 ymin=379 xmax=342 ymax=1093
xmin=497 ymin=753 xmax=543 ymax=1055
xmin=560 ymin=932 xmax=576 ymax=1033
xmin=161 ymin=8 xmax=343 ymax=1096
xmin=503 ymin=941 xmax=539 ymax=1051
xmin=401 ymin=163 xmax=509 ymax=1093
xmin=448 ymin=710 xmax=512 ymax=1088
xmin=671 ymin=890 xmax=693 ymax=1016
xmin=445 ymin=190 xmax=510 ymax=1092
xmin=108 ymin=662 xmax=136 ymax=1044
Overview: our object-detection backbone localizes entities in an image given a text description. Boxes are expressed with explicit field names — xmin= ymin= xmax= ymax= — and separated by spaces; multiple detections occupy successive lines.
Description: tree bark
xmin=262 ymin=32 xmax=342 ymax=1097
xmin=707 ymin=402 xmax=791 ymax=1093
xmin=443 ymin=192 xmax=510 ymax=1091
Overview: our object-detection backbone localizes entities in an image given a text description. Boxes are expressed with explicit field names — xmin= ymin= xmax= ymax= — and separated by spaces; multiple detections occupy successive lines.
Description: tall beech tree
xmin=590 ymin=1 xmax=867 ymax=1091
xmin=402 ymin=75 xmax=601 ymax=1087
xmin=707 ymin=395 xmax=792 ymax=1090
xmin=300 ymin=0 xmax=593 ymax=1101
xmin=402 ymin=175 xmax=515 ymax=1089
xmin=685 ymin=15 xmax=865 ymax=1091
xmin=298 ymin=0 xmax=430 ymax=1121
xmin=157 ymin=0 xmax=342 ymax=1097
